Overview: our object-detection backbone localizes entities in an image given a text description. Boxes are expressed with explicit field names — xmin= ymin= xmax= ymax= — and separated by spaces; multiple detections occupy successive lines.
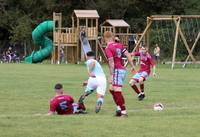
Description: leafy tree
xmin=0 ymin=0 xmax=199 ymax=58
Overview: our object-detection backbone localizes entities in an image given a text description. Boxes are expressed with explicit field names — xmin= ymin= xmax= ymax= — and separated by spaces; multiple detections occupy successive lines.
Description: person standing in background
xmin=153 ymin=44 xmax=160 ymax=64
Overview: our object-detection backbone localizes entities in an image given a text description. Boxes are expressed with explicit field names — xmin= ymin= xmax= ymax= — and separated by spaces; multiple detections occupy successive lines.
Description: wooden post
xmin=178 ymin=24 xmax=196 ymax=63
xmin=113 ymin=27 xmax=116 ymax=35
xmin=96 ymin=19 xmax=98 ymax=37
xmin=124 ymin=18 xmax=153 ymax=66
xmin=91 ymin=19 xmax=93 ymax=28
xmin=184 ymin=32 xmax=200 ymax=63
xmin=53 ymin=12 xmax=62 ymax=64
xmin=66 ymin=46 xmax=69 ymax=64
xmin=67 ymin=17 xmax=74 ymax=64
xmin=127 ymin=28 xmax=129 ymax=33
xmin=57 ymin=13 xmax=62 ymax=64
xmin=146 ymin=17 xmax=151 ymax=49
xmin=86 ymin=18 xmax=88 ymax=35
xmin=96 ymin=18 xmax=98 ymax=58
xmin=133 ymin=18 xmax=153 ymax=52
xmin=171 ymin=17 xmax=180 ymax=69
xmin=72 ymin=16 xmax=74 ymax=32
xmin=57 ymin=33 xmax=61 ymax=64
xmin=77 ymin=18 xmax=80 ymax=63
xmin=119 ymin=28 xmax=121 ymax=33
xmin=52 ymin=12 xmax=56 ymax=64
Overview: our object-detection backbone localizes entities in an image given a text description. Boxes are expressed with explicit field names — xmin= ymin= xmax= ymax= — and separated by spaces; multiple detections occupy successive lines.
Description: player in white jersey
xmin=78 ymin=51 xmax=107 ymax=113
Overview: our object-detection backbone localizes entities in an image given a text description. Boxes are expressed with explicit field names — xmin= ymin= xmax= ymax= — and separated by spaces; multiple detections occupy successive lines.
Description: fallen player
xmin=47 ymin=83 xmax=86 ymax=115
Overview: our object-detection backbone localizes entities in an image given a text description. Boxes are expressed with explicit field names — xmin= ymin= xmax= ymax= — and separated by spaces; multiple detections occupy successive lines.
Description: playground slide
xmin=80 ymin=34 xmax=91 ymax=56
xmin=25 ymin=21 xmax=53 ymax=63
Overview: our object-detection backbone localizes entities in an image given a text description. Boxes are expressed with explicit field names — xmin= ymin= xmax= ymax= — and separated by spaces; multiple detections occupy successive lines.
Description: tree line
xmin=0 ymin=0 xmax=199 ymax=58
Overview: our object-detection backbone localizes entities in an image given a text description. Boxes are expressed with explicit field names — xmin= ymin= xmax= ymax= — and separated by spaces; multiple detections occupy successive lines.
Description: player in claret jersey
xmin=129 ymin=46 xmax=157 ymax=101
xmin=104 ymin=31 xmax=135 ymax=117
xmin=47 ymin=83 xmax=86 ymax=115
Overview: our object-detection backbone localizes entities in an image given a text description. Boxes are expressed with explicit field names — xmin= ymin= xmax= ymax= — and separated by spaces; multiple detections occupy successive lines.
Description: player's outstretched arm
xmin=152 ymin=65 xmax=157 ymax=78
xmin=46 ymin=111 xmax=55 ymax=116
xmin=124 ymin=51 xmax=135 ymax=71
xmin=150 ymin=56 xmax=157 ymax=78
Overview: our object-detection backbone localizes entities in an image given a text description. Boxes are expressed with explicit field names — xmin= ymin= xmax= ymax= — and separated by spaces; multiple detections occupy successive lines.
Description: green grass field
xmin=0 ymin=63 xmax=200 ymax=137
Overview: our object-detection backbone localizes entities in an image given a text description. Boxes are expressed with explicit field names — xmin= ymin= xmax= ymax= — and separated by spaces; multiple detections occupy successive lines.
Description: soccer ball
xmin=153 ymin=103 xmax=164 ymax=111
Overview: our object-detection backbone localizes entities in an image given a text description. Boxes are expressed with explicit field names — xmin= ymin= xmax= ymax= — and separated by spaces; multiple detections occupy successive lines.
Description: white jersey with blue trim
xmin=86 ymin=59 xmax=106 ymax=78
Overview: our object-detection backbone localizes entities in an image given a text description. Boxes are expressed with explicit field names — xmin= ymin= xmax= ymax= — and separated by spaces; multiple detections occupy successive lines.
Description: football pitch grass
xmin=0 ymin=63 xmax=200 ymax=137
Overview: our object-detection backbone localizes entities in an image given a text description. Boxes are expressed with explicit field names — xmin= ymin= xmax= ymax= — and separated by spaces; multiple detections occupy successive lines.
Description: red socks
xmin=131 ymin=85 xmax=140 ymax=94
xmin=114 ymin=91 xmax=126 ymax=111
xmin=109 ymin=90 xmax=118 ymax=105
xmin=109 ymin=90 xmax=126 ymax=111
xmin=140 ymin=83 xmax=144 ymax=91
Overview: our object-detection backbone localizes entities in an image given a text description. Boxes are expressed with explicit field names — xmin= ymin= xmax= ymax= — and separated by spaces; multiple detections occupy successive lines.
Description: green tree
xmin=0 ymin=0 xmax=199 ymax=58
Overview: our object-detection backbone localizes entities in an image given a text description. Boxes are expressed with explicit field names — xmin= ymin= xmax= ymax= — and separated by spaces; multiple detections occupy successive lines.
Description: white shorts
xmin=85 ymin=76 xmax=107 ymax=96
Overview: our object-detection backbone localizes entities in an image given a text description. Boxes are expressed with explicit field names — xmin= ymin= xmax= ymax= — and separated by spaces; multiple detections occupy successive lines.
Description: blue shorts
xmin=113 ymin=69 xmax=126 ymax=87
xmin=132 ymin=71 xmax=148 ymax=81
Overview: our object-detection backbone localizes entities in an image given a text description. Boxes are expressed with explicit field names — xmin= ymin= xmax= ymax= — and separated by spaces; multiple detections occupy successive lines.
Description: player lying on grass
xmin=129 ymin=46 xmax=157 ymax=101
xmin=78 ymin=51 xmax=107 ymax=113
xmin=104 ymin=31 xmax=135 ymax=117
xmin=47 ymin=83 xmax=86 ymax=115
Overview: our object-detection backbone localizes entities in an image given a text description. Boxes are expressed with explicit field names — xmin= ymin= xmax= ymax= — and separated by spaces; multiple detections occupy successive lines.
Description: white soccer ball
xmin=153 ymin=103 xmax=164 ymax=111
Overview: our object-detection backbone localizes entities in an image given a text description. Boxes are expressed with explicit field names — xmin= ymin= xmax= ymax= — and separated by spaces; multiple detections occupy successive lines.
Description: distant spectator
xmin=12 ymin=51 xmax=20 ymax=63
xmin=80 ymin=27 xmax=86 ymax=40
xmin=153 ymin=44 xmax=160 ymax=64
xmin=6 ymin=48 xmax=12 ymax=63
xmin=80 ymin=27 xmax=87 ymax=45
xmin=60 ymin=47 xmax=65 ymax=64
